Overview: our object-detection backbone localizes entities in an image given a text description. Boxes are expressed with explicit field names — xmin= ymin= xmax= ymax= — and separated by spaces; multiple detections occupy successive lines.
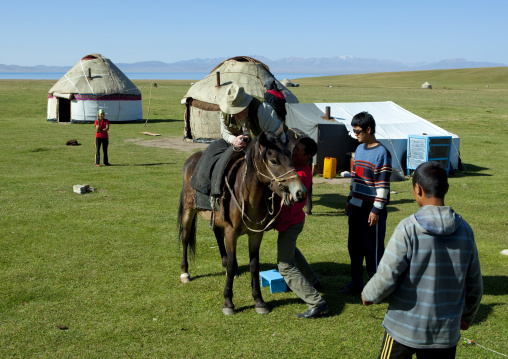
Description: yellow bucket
xmin=323 ymin=157 xmax=337 ymax=179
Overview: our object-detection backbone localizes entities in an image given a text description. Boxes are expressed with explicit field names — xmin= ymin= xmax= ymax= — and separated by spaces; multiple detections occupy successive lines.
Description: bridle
xmin=225 ymin=139 xmax=299 ymax=233
xmin=253 ymin=146 xmax=300 ymax=192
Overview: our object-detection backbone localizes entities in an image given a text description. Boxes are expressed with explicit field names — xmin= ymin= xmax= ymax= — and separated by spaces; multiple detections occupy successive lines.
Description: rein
xmin=225 ymin=177 xmax=284 ymax=233
xmin=253 ymin=147 xmax=300 ymax=190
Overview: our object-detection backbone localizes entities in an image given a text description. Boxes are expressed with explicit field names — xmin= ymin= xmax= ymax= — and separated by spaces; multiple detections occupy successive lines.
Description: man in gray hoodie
xmin=361 ymin=161 xmax=483 ymax=359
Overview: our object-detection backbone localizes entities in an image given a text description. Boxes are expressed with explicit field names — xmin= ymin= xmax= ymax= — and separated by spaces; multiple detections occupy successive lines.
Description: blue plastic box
xmin=260 ymin=269 xmax=287 ymax=294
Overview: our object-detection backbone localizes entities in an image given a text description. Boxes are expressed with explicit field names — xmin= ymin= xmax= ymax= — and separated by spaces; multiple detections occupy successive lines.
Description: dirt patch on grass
xmin=129 ymin=137 xmax=352 ymax=184
xmin=128 ymin=137 xmax=209 ymax=152
xmin=313 ymin=177 xmax=350 ymax=185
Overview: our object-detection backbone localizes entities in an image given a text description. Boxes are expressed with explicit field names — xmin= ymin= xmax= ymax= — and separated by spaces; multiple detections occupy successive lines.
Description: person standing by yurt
xmin=94 ymin=109 xmax=111 ymax=167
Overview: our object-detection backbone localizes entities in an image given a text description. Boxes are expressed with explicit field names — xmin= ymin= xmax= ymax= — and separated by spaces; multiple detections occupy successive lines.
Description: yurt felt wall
xmin=47 ymin=54 xmax=142 ymax=123
xmin=182 ymin=56 xmax=299 ymax=141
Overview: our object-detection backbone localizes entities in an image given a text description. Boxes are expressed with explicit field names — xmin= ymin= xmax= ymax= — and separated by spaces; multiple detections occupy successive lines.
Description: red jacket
xmin=94 ymin=119 xmax=110 ymax=139
xmin=275 ymin=164 xmax=312 ymax=232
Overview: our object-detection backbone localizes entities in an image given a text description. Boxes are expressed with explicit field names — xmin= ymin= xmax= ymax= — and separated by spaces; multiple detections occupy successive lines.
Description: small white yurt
xmin=181 ymin=56 xmax=299 ymax=141
xmin=281 ymin=78 xmax=294 ymax=87
xmin=47 ymin=54 xmax=142 ymax=123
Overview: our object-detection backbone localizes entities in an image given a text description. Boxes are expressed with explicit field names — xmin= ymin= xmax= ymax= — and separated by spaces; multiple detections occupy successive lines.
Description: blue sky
xmin=1 ymin=0 xmax=506 ymax=66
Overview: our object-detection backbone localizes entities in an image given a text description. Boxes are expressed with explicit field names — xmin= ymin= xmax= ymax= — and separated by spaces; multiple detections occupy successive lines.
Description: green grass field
xmin=1 ymin=68 xmax=507 ymax=358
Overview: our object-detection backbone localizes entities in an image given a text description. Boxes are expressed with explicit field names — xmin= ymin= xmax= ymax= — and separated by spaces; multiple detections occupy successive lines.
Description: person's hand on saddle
xmin=232 ymin=134 xmax=250 ymax=149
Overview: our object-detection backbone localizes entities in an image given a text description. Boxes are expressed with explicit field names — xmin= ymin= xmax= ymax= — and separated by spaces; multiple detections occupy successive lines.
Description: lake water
xmin=0 ymin=72 xmax=333 ymax=80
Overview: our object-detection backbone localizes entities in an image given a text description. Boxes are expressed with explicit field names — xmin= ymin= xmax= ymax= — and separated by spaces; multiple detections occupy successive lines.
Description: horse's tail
xmin=177 ymin=186 xmax=197 ymax=258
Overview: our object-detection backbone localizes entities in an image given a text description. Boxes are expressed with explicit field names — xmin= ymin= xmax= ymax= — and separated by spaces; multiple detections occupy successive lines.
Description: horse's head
xmin=247 ymin=131 xmax=307 ymax=206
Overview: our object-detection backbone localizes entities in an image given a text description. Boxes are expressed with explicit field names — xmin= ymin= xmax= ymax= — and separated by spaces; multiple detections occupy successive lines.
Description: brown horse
xmin=177 ymin=131 xmax=306 ymax=315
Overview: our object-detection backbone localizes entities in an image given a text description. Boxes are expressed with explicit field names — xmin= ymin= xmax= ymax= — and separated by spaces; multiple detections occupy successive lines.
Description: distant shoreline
xmin=0 ymin=72 xmax=330 ymax=80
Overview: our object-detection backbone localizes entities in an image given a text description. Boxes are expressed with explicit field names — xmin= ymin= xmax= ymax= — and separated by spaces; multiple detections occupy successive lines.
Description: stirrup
xmin=210 ymin=195 xmax=220 ymax=209
xmin=209 ymin=196 xmax=220 ymax=228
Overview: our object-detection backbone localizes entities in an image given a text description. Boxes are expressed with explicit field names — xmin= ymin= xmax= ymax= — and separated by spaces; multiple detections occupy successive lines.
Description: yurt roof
xmin=209 ymin=56 xmax=271 ymax=73
xmin=183 ymin=56 xmax=299 ymax=104
xmin=49 ymin=54 xmax=141 ymax=95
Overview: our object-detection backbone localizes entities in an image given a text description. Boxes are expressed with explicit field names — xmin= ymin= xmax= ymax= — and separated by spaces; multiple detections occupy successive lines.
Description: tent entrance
xmin=58 ymin=99 xmax=71 ymax=122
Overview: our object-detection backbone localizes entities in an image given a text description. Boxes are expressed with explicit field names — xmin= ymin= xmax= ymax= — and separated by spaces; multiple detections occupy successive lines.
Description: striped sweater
xmin=362 ymin=205 xmax=483 ymax=349
xmin=349 ymin=143 xmax=392 ymax=214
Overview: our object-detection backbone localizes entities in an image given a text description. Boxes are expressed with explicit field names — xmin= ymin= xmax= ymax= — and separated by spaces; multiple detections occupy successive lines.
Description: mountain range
xmin=0 ymin=56 xmax=505 ymax=75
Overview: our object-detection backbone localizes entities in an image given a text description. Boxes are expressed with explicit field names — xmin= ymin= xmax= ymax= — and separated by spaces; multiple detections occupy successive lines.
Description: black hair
xmin=351 ymin=111 xmax=376 ymax=134
xmin=298 ymin=137 xmax=318 ymax=157
xmin=264 ymin=78 xmax=278 ymax=91
xmin=412 ymin=161 xmax=449 ymax=198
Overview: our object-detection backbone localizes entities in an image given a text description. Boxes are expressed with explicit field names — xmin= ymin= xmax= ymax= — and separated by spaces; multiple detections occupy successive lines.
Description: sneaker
xmin=104 ymin=163 xmax=111 ymax=166
xmin=95 ymin=164 xmax=100 ymax=167
xmin=339 ymin=282 xmax=363 ymax=295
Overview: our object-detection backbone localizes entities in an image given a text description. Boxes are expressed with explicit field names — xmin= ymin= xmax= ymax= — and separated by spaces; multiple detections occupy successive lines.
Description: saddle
xmin=193 ymin=148 xmax=245 ymax=213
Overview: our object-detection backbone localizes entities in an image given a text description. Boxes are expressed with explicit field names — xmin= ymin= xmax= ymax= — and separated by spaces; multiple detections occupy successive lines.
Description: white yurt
xmin=181 ymin=56 xmax=299 ymax=141
xmin=281 ymin=78 xmax=294 ymax=87
xmin=47 ymin=54 xmax=143 ymax=123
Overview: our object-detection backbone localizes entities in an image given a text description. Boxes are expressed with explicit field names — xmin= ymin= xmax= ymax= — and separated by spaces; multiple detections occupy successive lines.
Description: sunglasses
xmin=352 ymin=129 xmax=364 ymax=135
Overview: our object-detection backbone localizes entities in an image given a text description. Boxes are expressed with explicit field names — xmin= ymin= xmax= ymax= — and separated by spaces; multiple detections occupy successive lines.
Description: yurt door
xmin=58 ymin=99 xmax=71 ymax=122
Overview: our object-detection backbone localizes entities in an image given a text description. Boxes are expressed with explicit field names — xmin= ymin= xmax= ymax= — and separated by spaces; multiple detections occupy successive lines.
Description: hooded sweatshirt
xmin=362 ymin=205 xmax=483 ymax=349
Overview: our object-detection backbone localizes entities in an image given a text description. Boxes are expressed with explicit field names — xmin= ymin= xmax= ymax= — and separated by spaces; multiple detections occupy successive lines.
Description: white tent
xmin=181 ymin=56 xmax=298 ymax=141
xmin=47 ymin=54 xmax=143 ymax=123
xmin=285 ymin=101 xmax=460 ymax=180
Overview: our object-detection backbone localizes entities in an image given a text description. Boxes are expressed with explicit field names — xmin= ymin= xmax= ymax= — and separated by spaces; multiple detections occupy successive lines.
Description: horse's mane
xmin=244 ymin=131 xmax=291 ymax=172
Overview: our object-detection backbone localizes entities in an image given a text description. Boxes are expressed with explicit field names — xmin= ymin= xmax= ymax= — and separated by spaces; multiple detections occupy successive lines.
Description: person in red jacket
xmin=94 ymin=109 xmax=111 ymax=167
xmin=264 ymin=77 xmax=286 ymax=122
xmin=275 ymin=137 xmax=328 ymax=318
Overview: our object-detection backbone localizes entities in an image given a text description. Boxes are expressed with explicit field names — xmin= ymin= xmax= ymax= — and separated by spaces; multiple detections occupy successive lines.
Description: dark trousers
xmin=95 ymin=138 xmax=109 ymax=165
xmin=347 ymin=203 xmax=386 ymax=288
xmin=190 ymin=139 xmax=235 ymax=196
xmin=378 ymin=331 xmax=457 ymax=359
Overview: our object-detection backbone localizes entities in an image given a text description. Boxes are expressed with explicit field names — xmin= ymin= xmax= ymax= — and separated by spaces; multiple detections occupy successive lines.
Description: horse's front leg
xmin=222 ymin=229 xmax=238 ymax=315
xmin=249 ymin=233 xmax=269 ymax=314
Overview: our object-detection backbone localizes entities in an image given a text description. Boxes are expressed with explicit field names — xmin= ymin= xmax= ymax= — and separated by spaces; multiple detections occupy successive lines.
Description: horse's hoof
xmin=180 ymin=273 xmax=191 ymax=284
xmin=255 ymin=306 xmax=270 ymax=315
xmin=222 ymin=307 xmax=235 ymax=316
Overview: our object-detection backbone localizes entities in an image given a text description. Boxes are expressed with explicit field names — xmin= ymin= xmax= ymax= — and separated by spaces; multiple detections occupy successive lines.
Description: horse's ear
xmin=259 ymin=132 xmax=268 ymax=147
xmin=275 ymin=123 xmax=284 ymax=137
